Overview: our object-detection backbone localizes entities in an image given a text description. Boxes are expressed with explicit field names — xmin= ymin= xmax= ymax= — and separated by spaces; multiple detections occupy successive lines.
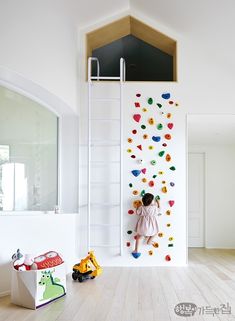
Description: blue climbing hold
xmin=131 ymin=170 xmax=141 ymax=177
xmin=161 ymin=93 xmax=171 ymax=100
xmin=152 ymin=136 xmax=161 ymax=142
xmin=132 ymin=252 xmax=141 ymax=259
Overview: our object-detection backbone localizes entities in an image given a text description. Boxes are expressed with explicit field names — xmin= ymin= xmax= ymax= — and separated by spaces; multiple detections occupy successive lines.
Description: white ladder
xmin=87 ymin=57 xmax=126 ymax=255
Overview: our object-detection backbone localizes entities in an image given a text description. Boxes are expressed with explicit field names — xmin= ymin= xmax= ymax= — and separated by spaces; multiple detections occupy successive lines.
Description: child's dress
xmin=135 ymin=205 xmax=159 ymax=236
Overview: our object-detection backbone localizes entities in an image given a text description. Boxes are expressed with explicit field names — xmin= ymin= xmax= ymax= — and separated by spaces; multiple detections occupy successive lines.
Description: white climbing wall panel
xmin=79 ymin=82 xmax=187 ymax=266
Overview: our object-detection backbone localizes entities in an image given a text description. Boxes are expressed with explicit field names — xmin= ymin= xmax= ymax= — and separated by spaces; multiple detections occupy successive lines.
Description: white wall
xmin=189 ymin=145 xmax=235 ymax=249
xmin=0 ymin=213 xmax=78 ymax=296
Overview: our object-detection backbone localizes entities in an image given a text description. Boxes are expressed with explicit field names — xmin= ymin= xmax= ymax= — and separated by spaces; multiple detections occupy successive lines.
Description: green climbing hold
xmin=155 ymin=195 xmax=160 ymax=201
xmin=148 ymin=97 xmax=153 ymax=105
xmin=141 ymin=190 xmax=146 ymax=197
xmin=141 ymin=125 xmax=146 ymax=129
xmin=157 ymin=123 xmax=163 ymax=130
xmin=129 ymin=183 xmax=133 ymax=187
xmin=127 ymin=230 xmax=132 ymax=235
xmin=157 ymin=103 xmax=162 ymax=108
xmin=151 ymin=160 xmax=157 ymax=165
xmin=158 ymin=151 xmax=165 ymax=157
xmin=153 ymin=174 xmax=157 ymax=178
xmin=168 ymin=244 xmax=174 ymax=247
xmin=169 ymin=166 xmax=176 ymax=171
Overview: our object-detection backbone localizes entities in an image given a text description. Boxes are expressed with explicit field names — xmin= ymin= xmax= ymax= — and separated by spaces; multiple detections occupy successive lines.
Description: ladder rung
xmin=91 ymin=98 xmax=120 ymax=102
xmin=91 ymin=76 xmax=120 ymax=80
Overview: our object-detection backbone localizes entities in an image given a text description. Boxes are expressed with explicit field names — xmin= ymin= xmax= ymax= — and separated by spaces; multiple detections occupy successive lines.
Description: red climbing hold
xmin=169 ymin=101 xmax=174 ymax=105
xmin=167 ymin=123 xmax=174 ymax=130
xmin=126 ymin=242 xmax=131 ymax=247
xmin=165 ymin=134 xmax=171 ymax=140
xmin=141 ymin=168 xmax=147 ymax=174
xmin=131 ymin=155 xmax=136 ymax=158
xmin=137 ymin=145 xmax=142 ymax=150
xmin=135 ymin=102 xmax=140 ymax=107
xmin=165 ymin=255 xmax=171 ymax=261
xmin=136 ymin=93 xmax=141 ymax=97
xmin=169 ymin=200 xmax=175 ymax=207
xmin=149 ymin=180 xmax=154 ymax=187
xmin=128 ymin=209 xmax=134 ymax=215
xmin=133 ymin=114 xmax=141 ymax=122
xmin=132 ymin=129 xmax=137 ymax=134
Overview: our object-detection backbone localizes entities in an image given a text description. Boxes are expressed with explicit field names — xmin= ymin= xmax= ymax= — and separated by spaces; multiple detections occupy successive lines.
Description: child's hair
xmin=142 ymin=193 xmax=154 ymax=206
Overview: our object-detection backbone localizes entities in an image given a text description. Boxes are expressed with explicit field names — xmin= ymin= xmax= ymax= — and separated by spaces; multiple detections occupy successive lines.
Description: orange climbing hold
xmin=128 ymin=138 xmax=133 ymax=143
xmin=165 ymin=134 xmax=171 ymax=140
xmin=142 ymin=178 xmax=147 ymax=183
xmin=133 ymin=200 xmax=142 ymax=208
xmin=167 ymin=113 xmax=172 ymax=119
xmin=132 ymin=190 xmax=139 ymax=196
xmin=152 ymin=242 xmax=159 ymax=248
xmin=162 ymin=186 xmax=167 ymax=193
xmin=148 ymin=250 xmax=153 ymax=256
xmin=158 ymin=232 xmax=163 ymax=237
xmin=166 ymin=210 xmax=171 ymax=215
xmin=148 ymin=118 xmax=155 ymax=125
xmin=166 ymin=154 xmax=171 ymax=162
xmin=143 ymin=134 xmax=148 ymax=139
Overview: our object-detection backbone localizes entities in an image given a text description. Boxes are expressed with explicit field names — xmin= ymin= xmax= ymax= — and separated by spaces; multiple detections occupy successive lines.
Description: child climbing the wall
xmin=132 ymin=193 xmax=160 ymax=259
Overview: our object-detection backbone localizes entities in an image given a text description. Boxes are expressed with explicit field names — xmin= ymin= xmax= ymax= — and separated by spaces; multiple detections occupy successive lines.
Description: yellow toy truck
xmin=72 ymin=251 xmax=102 ymax=283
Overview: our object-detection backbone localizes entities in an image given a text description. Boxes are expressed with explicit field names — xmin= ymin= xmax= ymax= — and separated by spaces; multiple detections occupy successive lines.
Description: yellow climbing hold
xmin=148 ymin=118 xmax=155 ymax=125
xmin=158 ymin=232 xmax=163 ymax=237
xmin=162 ymin=186 xmax=167 ymax=193
xmin=127 ymin=149 xmax=132 ymax=153
xmin=142 ymin=108 xmax=148 ymax=112
xmin=142 ymin=178 xmax=147 ymax=183
xmin=169 ymin=236 xmax=174 ymax=241
xmin=148 ymin=146 xmax=154 ymax=150
xmin=167 ymin=223 xmax=171 ymax=227
xmin=166 ymin=210 xmax=171 ymax=215
xmin=158 ymin=171 xmax=164 ymax=175
xmin=162 ymin=180 xmax=166 ymax=184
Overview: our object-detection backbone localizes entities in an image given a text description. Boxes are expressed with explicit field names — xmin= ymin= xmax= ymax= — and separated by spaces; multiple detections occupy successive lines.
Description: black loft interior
xmin=92 ymin=35 xmax=173 ymax=81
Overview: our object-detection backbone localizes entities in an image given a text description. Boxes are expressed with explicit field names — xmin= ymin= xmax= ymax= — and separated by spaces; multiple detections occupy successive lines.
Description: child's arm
xmin=155 ymin=199 xmax=160 ymax=208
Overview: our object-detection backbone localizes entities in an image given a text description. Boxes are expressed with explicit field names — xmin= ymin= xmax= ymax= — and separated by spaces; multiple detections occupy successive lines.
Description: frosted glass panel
xmin=0 ymin=86 xmax=58 ymax=211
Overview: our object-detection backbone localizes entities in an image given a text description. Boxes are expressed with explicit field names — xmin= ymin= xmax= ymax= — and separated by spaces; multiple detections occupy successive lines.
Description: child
xmin=132 ymin=193 xmax=160 ymax=259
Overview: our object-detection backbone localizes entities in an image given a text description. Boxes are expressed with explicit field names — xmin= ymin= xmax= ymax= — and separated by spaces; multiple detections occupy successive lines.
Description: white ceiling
xmin=188 ymin=115 xmax=235 ymax=145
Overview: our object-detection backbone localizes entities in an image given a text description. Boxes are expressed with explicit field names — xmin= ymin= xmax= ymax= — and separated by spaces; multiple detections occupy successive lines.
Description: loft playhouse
xmin=80 ymin=16 xmax=186 ymax=266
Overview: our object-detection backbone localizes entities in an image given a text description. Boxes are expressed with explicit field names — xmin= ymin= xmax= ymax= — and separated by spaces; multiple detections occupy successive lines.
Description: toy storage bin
xmin=11 ymin=263 xmax=66 ymax=309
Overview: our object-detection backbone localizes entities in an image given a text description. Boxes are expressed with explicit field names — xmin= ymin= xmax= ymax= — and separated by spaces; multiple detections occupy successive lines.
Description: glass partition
xmin=0 ymin=86 xmax=58 ymax=211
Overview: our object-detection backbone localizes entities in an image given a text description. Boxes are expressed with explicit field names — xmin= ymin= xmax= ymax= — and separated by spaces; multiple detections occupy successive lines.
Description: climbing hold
xmin=151 ymin=160 xmax=157 ymax=165
xmin=128 ymin=138 xmax=133 ymax=143
xmin=165 ymin=134 xmax=171 ymax=140
xmin=128 ymin=209 xmax=134 ymax=215
xmin=152 ymin=242 xmax=159 ymax=248
xmin=132 ymin=252 xmax=141 ymax=259
xmin=148 ymin=145 xmax=154 ymax=150
xmin=129 ymin=183 xmax=133 ymax=188
xmin=131 ymin=155 xmax=136 ymax=158
xmin=168 ymin=100 xmax=174 ymax=105
xmin=142 ymin=108 xmax=148 ymax=112
xmin=167 ymin=123 xmax=174 ymax=130
xmin=127 ymin=149 xmax=132 ymax=153
xmin=134 ymin=235 xmax=138 ymax=240
xmin=133 ymin=114 xmax=141 ymax=122
xmin=165 ymin=255 xmax=171 ymax=262
xmin=141 ymin=190 xmax=146 ymax=197
xmin=166 ymin=223 xmax=171 ymax=227
xmin=157 ymin=103 xmax=162 ymax=108
xmin=126 ymin=242 xmax=131 ymax=247
xmin=149 ymin=180 xmax=154 ymax=187
xmin=158 ymin=151 xmax=165 ymax=157
xmin=131 ymin=170 xmax=141 ymax=177
xmin=175 ymin=102 xmax=179 ymax=107
xmin=142 ymin=178 xmax=147 ymax=183
xmin=138 ymin=159 xmax=144 ymax=164
xmin=169 ymin=237 xmax=174 ymax=241
xmin=152 ymin=136 xmax=161 ymax=142
xmin=141 ymin=125 xmax=146 ymax=129
xmin=153 ymin=174 xmax=157 ymax=178
xmin=166 ymin=210 xmax=171 ymax=215
xmin=133 ymin=190 xmax=139 ymax=195
xmin=148 ymin=97 xmax=153 ymax=105
xmin=143 ymin=134 xmax=148 ymax=139
xmin=137 ymin=145 xmax=142 ymax=151
xmin=169 ymin=200 xmax=175 ymax=207
xmin=158 ymin=171 xmax=164 ymax=175
xmin=127 ymin=230 xmax=132 ymax=235
xmin=135 ymin=102 xmax=140 ymax=107
xmin=162 ymin=186 xmax=167 ymax=193
xmin=136 ymin=93 xmax=141 ymax=97
xmin=155 ymin=195 xmax=160 ymax=200
xmin=168 ymin=244 xmax=174 ymax=247
xmin=162 ymin=143 xmax=167 ymax=147
xmin=166 ymin=154 xmax=171 ymax=162
xmin=161 ymin=93 xmax=171 ymax=100
xmin=141 ymin=168 xmax=147 ymax=174
xmin=148 ymin=250 xmax=153 ymax=256
xmin=170 ymin=182 xmax=175 ymax=187
xmin=167 ymin=113 xmax=172 ymax=119
xmin=148 ymin=118 xmax=155 ymax=125
xmin=133 ymin=200 xmax=142 ymax=208
xmin=132 ymin=129 xmax=137 ymax=134
xmin=162 ymin=180 xmax=166 ymax=184
xmin=169 ymin=166 xmax=176 ymax=171
xmin=158 ymin=232 xmax=163 ymax=237
xmin=157 ymin=123 xmax=163 ymax=130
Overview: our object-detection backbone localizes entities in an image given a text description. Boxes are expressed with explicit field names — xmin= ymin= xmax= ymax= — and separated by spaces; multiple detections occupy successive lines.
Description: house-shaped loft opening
xmin=86 ymin=16 xmax=177 ymax=81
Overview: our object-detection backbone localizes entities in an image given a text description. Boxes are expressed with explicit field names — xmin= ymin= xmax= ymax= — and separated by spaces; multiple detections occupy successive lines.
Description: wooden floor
xmin=1 ymin=249 xmax=235 ymax=321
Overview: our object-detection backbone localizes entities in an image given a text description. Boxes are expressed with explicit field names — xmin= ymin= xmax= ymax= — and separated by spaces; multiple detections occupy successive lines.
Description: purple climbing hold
xmin=132 ymin=252 xmax=141 ymax=259
xmin=131 ymin=170 xmax=141 ymax=177
xmin=161 ymin=93 xmax=171 ymax=100
xmin=170 ymin=182 xmax=175 ymax=187
xmin=152 ymin=136 xmax=161 ymax=142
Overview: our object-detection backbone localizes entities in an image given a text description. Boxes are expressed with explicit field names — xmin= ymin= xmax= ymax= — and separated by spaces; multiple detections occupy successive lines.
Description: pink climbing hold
xmin=167 ymin=123 xmax=174 ymax=130
xmin=135 ymin=102 xmax=140 ymax=107
xmin=141 ymin=168 xmax=147 ymax=174
xmin=133 ymin=114 xmax=141 ymax=123
xmin=169 ymin=200 xmax=175 ymax=207
xmin=137 ymin=145 xmax=142 ymax=150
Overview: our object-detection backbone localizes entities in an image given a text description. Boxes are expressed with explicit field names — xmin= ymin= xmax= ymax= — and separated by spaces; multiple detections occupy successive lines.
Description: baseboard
xmin=205 ymin=247 xmax=235 ymax=250
xmin=0 ymin=290 xmax=10 ymax=297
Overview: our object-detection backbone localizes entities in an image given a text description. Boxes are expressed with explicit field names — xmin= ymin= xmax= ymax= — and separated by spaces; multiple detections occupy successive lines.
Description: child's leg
xmin=134 ymin=234 xmax=142 ymax=252
xmin=147 ymin=234 xmax=158 ymax=245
